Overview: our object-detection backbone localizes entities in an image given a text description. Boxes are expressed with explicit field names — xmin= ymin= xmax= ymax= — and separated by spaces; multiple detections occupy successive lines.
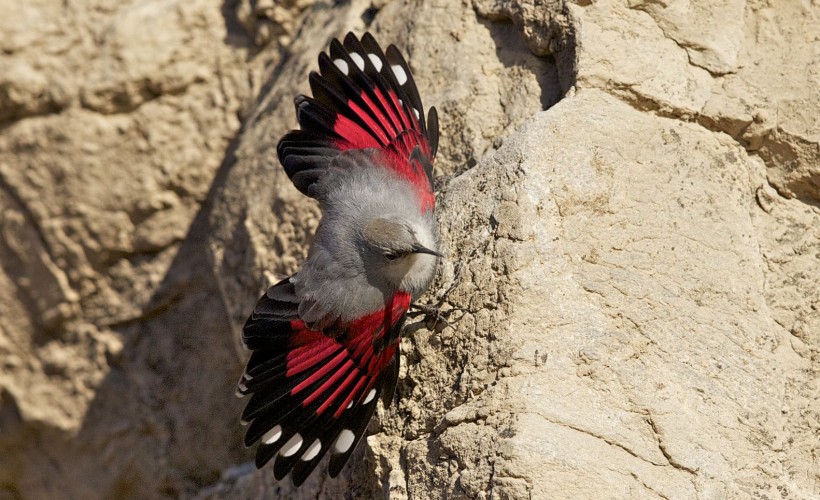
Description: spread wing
xmin=236 ymin=277 xmax=409 ymax=486
xmin=277 ymin=32 xmax=438 ymax=212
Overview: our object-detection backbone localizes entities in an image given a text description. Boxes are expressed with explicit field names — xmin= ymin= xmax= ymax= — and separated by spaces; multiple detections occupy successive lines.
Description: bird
xmin=235 ymin=32 xmax=440 ymax=486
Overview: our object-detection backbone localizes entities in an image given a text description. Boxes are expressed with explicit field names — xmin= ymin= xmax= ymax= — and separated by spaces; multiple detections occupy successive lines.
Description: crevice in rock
xmin=630 ymin=471 xmax=672 ymax=500
xmin=603 ymin=81 xmax=699 ymax=123
xmin=360 ymin=4 xmax=380 ymax=27
xmin=586 ymin=6 xmax=819 ymax=210
xmin=597 ymin=84 xmax=819 ymax=210
xmin=536 ymin=411 xmax=670 ymax=469
xmin=78 ymin=77 xmax=203 ymax=116
xmin=0 ymin=98 xmax=67 ymax=127
xmin=0 ymin=172 xmax=76 ymax=337
xmin=482 ymin=18 xmax=563 ymax=112
xmin=0 ymin=171 xmax=56 ymax=262
xmin=626 ymin=4 xmax=738 ymax=78
xmin=473 ymin=0 xmax=578 ymax=95
xmin=646 ymin=415 xmax=698 ymax=476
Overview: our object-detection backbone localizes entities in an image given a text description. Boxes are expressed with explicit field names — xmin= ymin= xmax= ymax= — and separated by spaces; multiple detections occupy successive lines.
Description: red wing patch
xmin=238 ymin=278 xmax=410 ymax=486
xmin=277 ymin=32 xmax=439 ymax=212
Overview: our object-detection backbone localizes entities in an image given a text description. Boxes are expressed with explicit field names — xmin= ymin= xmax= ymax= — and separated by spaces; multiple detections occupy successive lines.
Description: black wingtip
xmin=381 ymin=348 xmax=401 ymax=408
xmin=256 ymin=444 xmax=276 ymax=468
xmin=427 ymin=106 xmax=439 ymax=159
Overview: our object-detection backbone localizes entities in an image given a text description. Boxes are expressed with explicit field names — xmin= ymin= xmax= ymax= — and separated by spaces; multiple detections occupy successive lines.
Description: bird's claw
xmin=408 ymin=303 xmax=460 ymax=330
xmin=409 ymin=263 xmax=464 ymax=330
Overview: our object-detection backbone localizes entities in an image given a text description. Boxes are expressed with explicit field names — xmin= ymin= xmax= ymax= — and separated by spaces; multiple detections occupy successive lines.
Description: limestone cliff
xmin=1 ymin=0 xmax=818 ymax=499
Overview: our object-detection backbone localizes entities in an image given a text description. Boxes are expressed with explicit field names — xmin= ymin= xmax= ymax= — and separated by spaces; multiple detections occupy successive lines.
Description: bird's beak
xmin=412 ymin=245 xmax=442 ymax=257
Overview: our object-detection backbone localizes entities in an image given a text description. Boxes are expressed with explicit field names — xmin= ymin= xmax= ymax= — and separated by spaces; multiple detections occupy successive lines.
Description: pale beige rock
xmin=235 ymin=0 xmax=314 ymax=46
xmin=573 ymin=0 xmax=820 ymax=203
xmin=2 ymin=0 xmax=819 ymax=498
xmin=628 ymin=0 xmax=746 ymax=75
xmin=0 ymin=0 xmax=310 ymax=498
xmin=571 ymin=0 xmax=714 ymax=117
xmin=411 ymin=89 xmax=801 ymax=498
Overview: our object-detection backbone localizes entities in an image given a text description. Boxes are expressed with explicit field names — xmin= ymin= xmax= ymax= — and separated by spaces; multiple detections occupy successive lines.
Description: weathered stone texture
xmin=1 ymin=0 xmax=818 ymax=499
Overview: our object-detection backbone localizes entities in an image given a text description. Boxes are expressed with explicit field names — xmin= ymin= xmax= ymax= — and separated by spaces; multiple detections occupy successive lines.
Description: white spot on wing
xmin=280 ymin=433 xmax=303 ymax=457
xmin=334 ymin=58 xmax=349 ymax=75
xmin=350 ymin=52 xmax=365 ymax=71
xmin=413 ymin=107 xmax=420 ymax=120
xmin=242 ymin=373 xmax=253 ymax=381
xmin=301 ymin=439 xmax=322 ymax=461
xmin=363 ymin=388 xmax=377 ymax=404
xmin=263 ymin=425 xmax=282 ymax=444
xmin=235 ymin=384 xmax=246 ymax=398
xmin=391 ymin=64 xmax=408 ymax=85
xmin=347 ymin=400 xmax=353 ymax=409
xmin=334 ymin=429 xmax=355 ymax=453
xmin=368 ymin=53 xmax=383 ymax=71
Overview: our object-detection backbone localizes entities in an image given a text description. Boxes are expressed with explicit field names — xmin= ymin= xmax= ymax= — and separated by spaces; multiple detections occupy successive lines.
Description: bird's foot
xmin=408 ymin=303 xmax=459 ymax=330
xmin=409 ymin=262 xmax=464 ymax=330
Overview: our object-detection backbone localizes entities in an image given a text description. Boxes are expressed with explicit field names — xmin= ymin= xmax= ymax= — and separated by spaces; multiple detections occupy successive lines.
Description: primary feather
xmin=237 ymin=32 xmax=439 ymax=486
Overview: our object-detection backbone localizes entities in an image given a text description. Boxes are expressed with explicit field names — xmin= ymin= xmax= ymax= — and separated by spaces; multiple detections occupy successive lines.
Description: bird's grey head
xmin=360 ymin=216 xmax=439 ymax=296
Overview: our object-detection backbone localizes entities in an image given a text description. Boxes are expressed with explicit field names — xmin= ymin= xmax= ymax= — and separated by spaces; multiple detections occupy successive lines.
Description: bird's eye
xmin=384 ymin=252 xmax=398 ymax=261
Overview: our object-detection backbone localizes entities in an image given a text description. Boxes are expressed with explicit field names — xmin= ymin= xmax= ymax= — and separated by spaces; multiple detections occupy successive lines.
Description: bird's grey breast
xmin=293 ymin=157 xmax=432 ymax=324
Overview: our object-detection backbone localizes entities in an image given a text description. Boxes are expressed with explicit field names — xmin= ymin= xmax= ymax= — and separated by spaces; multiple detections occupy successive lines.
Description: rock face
xmin=1 ymin=0 xmax=818 ymax=499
